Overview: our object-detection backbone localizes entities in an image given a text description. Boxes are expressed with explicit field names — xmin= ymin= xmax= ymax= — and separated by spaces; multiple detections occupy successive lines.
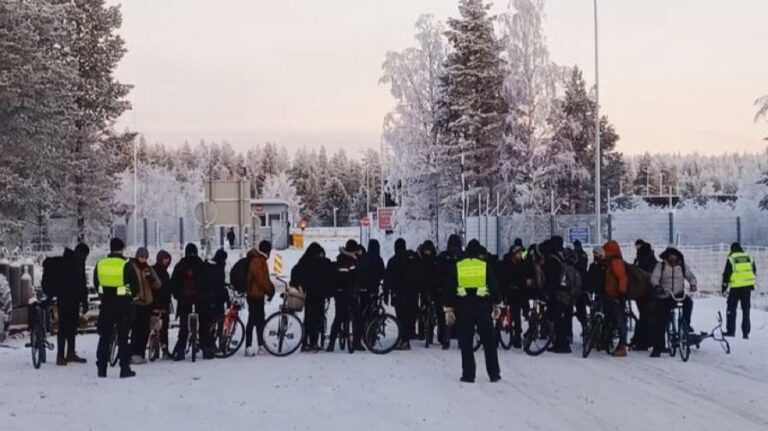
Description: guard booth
xmin=251 ymin=199 xmax=290 ymax=250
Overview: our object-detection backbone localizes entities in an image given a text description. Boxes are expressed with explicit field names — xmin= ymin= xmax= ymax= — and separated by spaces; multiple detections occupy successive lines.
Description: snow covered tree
xmin=317 ymin=178 xmax=350 ymax=227
xmin=289 ymin=147 xmax=321 ymax=222
xmin=381 ymin=15 xmax=448 ymax=234
xmin=0 ymin=0 xmax=78 ymax=241
xmin=57 ymin=0 xmax=134 ymax=242
xmin=438 ymin=0 xmax=507 ymax=198
xmin=756 ymin=95 xmax=768 ymax=125
xmin=261 ymin=172 xmax=302 ymax=224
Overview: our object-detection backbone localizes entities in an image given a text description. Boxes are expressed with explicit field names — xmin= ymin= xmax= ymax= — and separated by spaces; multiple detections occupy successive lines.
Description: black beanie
xmin=109 ymin=238 xmax=125 ymax=253
xmin=74 ymin=243 xmax=90 ymax=257
xmin=185 ymin=243 xmax=198 ymax=257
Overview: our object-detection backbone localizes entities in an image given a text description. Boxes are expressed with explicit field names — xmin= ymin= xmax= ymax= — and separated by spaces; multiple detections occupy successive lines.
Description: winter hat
xmin=258 ymin=240 xmax=272 ymax=255
xmin=74 ymin=243 xmax=90 ymax=257
xmin=513 ymin=238 xmax=524 ymax=248
xmin=592 ymin=246 xmax=605 ymax=258
xmin=156 ymin=250 xmax=172 ymax=266
xmin=184 ymin=243 xmax=198 ymax=257
xmin=344 ymin=239 xmax=359 ymax=253
xmin=550 ymin=236 xmax=564 ymax=253
xmin=109 ymin=238 xmax=125 ymax=253
xmin=367 ymin=239 xmax=380 ymax=259
xmin=135 ymin=247 xmax=149 ymax=259
xmin=420 ymin=240 xmax=437 ymax=257
xmin=212 ymin=249 xmax=228 ymax=264
xmin=447 ymin=234 xmax=462 ymax=254
xmin=394 ymin=238 xmax=406 ymax=254
xmin=730 ymin=242 xmax=743 ymax=253
xmin=465 ymin=239 xmax=482 ymax=258
xmin=573 ymin=240 xmax=583 ymax=251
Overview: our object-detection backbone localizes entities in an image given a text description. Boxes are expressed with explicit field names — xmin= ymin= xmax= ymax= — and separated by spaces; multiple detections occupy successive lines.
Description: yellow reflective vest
xmin=456 ymin=258 xmax=488 ymax=297
xmin=728 ymin=252 xmax=755 ymax=289
xmin=96 ymin=257 xmax=129 ymax=296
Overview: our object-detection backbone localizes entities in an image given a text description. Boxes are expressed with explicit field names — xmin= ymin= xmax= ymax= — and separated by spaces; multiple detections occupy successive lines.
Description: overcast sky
xmin=111 ymin=0 xmax=768 ymax=156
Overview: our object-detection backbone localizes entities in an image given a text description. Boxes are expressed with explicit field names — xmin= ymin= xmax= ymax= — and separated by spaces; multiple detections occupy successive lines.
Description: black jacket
xmin=171 ymin=255 xmax=210 ymax=302
xmin=58 ymin=248 xmax=88 ymax=307
xmin=206 ymin=261 xmax=229 ymax=307
xmin=335 ymin=250 xmax=358 ymax=294
xmin=357 ymin=253 xmax=385 ymax=295
xmin=543 ymin=253 xmax=565 ymax=295
xmin=586 ymin=261 xmax=607 ymax=296
xmin=384 ymin=250 xmax=419 ymax=299
xmin=445 ymin=255 xmax=500 ymax=307
xmin=291 ymin=255 xmax=335 ymax=301
xmin=417 ymin=253 xmax=440 ymax=297
xmin=151 ymin=263 xmax=172 ymax=310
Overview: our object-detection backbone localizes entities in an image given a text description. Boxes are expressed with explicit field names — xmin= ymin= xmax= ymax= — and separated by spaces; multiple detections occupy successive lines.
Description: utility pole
xmin=133 ymin=137 xmax=138 ymax=246
xmin=593 ymin=0 xmax=602 ymax=244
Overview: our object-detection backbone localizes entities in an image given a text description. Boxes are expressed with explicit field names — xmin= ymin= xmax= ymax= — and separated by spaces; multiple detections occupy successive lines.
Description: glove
xmin=721 ymin=283 xmax=729 ymax=296
xmin=492 ymin=304 xmax=502 ymax=320
xmin=444 ymin=307 xmax=456 ymax=327
xmin=690 ymin=285 xmax=698 ymax=293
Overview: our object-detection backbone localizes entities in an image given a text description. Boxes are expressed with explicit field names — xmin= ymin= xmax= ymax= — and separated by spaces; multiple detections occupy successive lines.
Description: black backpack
xmin=41 ymin=256 xmax=66 ymax=298
xmin=229 ymin=256 xmax=251 ymax=293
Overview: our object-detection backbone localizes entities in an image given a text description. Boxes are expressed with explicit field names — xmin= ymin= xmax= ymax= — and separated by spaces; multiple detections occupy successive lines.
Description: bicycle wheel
xmin=263 ymin=312 xmax=304 ymax=357
xmin=678 ymin=317 xmax=690 ymax=362
xmin=666 ymin=321 xmax=677 ymax=358
xmin=109 ymin=331 xmax=120 ymax=367
xmin=148 ymin=334 xmax=160 ymax=362
xmin=721 ymin=339 xmax=731 ymax=354
xmin=346 ymin=318 xmax=355 ymax=354
xmin=364 ymin=314 xmax=401 ymax=354
xmin=30 ymin=323 xmax=43 ymax=369
xmin=523 ymin=315 xmax=553 ymax=356
xmin=496 ymin=318 xmax=513 ymax=351
xmin=210 ymin=316 xmax=245 ymax=358
xmin=582 ymin=316 xmax=600 ymax=358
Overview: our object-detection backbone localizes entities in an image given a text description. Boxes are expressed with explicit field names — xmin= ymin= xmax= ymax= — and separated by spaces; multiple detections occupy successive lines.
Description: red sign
xmin=361 ymin=217 xmax=370 ymax=227
xmin=377 ymin=207 xmax=396 ymax=230
xmin=299 ymin=219 xmax=307 ymax=231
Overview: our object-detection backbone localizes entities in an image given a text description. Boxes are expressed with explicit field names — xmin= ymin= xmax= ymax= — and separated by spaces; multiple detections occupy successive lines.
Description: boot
xmin=612 ymin=344 xmax=628 ymax=357
xmin=56 ymin=356 xmax=67 ymax=366
xmin=97 ymin=363 xmax=107 ymax=378
xmin=120 ymin=367 xmax=136 ymax=378
xmin=66 ymin=352 xmax=87 ymax=364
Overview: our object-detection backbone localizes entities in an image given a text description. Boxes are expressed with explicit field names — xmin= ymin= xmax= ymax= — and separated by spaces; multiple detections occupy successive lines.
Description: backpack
xmin=625 ymin=262 xmax=652 ymax=300
xmin=230 ymin=257 xmax=251 ymax=293
xmin=41 ymin=256 xmax=66 ymax=298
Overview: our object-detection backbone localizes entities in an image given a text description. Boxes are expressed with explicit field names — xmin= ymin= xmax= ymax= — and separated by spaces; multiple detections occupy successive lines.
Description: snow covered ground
xmin=1 ymin=296 xmax=766 ymax=431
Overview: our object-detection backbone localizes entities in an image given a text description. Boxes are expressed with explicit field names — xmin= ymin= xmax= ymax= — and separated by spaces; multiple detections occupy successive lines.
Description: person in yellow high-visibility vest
xmin=93 ymin=238 xmax=140 ymax=378
xmin=444 ymin=239 xmax=501 ymax=383
xmin=722 ymin=242 xmax=757 ymax=339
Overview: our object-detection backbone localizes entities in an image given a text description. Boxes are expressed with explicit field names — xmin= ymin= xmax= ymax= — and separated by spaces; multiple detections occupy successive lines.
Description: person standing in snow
xmin=327 ymin=240 xmax=359 ymax=352
xmin=355 ymin=239 xmax=385 ymax=350
xmin=291 ymin=242 xmax=333 ymax=351
xmin=151 ymin=250 xmax=173 ymax=358
xmin=649 ymin=247 xmax=697 ymax=357
xmin=444 ymin=239 xmax=501 ymax=383
xmin=244 ymin=241 xmax=275 ymax=356
xmin=171 ymin=243 xmax=214 ymax=360
xmin=604 ymin=240 xmax=629 ymax=357
xmin=416 ymin=240 xmax=442 ymax=346
xmin=436 ymin=234 xmax=463 ymax=350
xmin=54 ymin=243 xmax=90 ymax=366
xmin=94 ymin=238 xmax=140 ymax=378
xmin=722 ymin=242 xmax=756 ymax=339
xmin=128 ymin=247 xmax=161 ymax=365
xmin=207 ymin=249 xmax=229 ymax=324
xmin=497 ymin=244 xmax=530 ymax=348
xmin=384 ymin=238 xmax=419 ymax=350
xmin=226 ymin=228 xmax=236 ymax=249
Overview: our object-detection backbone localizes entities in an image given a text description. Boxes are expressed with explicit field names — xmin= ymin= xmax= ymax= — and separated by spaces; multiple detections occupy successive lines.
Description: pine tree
xmin=438 ymin=0 xmax=507 ymax=198
xmin=317 ymin=178 xmax=350 ymax=227
xmin=261 ymin=172 xmax=302 ymax=223
xmin=57 ymin=0 xmax=134 ymax=242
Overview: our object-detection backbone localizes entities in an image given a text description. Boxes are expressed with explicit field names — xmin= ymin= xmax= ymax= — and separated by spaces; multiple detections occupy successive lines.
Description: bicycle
xmin=582 ymin=297 xmax=620 ymax=358
xmin=14 ymin=296 xmax=55 ymax=369
xmin=495 ymin=303 xmax=516 ymax=350
xmin=690 ymin=311 xmax=730 ymax=354
xmin=418 ymin=293 xmax=438 ymax=348
xmin=210 ymin=289 xmax=246 ymax=358
xmin=186 ymin=304 xmax=200 ymax=362
xmin=361 ymin=293 xmax=401 ymax=354
xmin=666 ymin=292 xmax=691 ymax=362
xmin=147 ymin=309 xmax=167 ymax=362
xmin=262 ymin=277 xmax=305 ymax=357
xmin=523 ymin=297 xmax=555 ymax=356
xmin=624 ymin=300 xmax=639 ymax=339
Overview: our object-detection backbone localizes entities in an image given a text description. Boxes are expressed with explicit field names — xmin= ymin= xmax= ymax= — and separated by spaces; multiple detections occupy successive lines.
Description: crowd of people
xmin=7 ymin=232 xmax=757 ymax=382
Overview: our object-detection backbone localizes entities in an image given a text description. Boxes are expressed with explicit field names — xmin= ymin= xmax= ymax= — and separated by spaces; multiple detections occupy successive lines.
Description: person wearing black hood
xmin=327 ymin=240 xmax=360 ymax=352
xmin=497 ymin=244 xmax=531 ymax=348
xmin=543 ymin=236 xmax=571 ymax=353
xmin=151 ymin=250 xmax=173 ymax=358
xmin=207 ymin=249 xmax=230 ymax=323
xmin=445 ymin=239 xmax=501 ymax=383
xmin=417 ymin=240 xmax=442 ymax=346
xmin=630 ymin=241 xmax=657 ymax=351
xmin=573 ymin=240 xmax=589 ymax=279
xmin=171 ymin=243 xmax=214 ymax=360
xmin=55 ymin=243 xmax=90 ymax=365
xmin=94 ymin=238 xmax=140 ymax=378
xmin=436 ymin=234 xmax=463 ymax=349
xmin=355 ymin=239 xmax=385 ymax=350
xmin=291 ymin=242 xmax=334 ymax=351
xmin=385 ymin=238 xmax=419 ymax=350
xmin=649 ymin=246 xmax=697 ymax=357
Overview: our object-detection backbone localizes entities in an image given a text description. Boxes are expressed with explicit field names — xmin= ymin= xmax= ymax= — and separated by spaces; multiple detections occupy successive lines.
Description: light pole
xmin=333 ymin=207 xmax=339 ymax=237
xmin=593 ymin=0 xmax=601 ymax=245
xmin=133 ymin=137 xmax=138 ymax=246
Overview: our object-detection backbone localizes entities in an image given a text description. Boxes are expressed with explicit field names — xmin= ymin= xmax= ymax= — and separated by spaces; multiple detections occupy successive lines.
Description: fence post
xmin=737 ymin=216 xmax=742 ymax=244
xmin=668 ymin=212 xmax=674 ymax=244
xmin=143 ymin=218 xmax=148 ymax=248
xmin=550 ymin=215 xmax=555 ymax=237
xmin=179 ymin=217 xmax=184 ymax=249
xmin=607 ymin=214 xmax=613 ymax=241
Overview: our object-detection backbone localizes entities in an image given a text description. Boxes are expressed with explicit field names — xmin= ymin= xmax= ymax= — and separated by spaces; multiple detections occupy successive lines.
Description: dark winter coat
xmin=635 ymin=243 xmax=658 ymax=273
xmin=292 ymin=255 xmax=334 ymax=301
xmin=58 ymin=248 xmax=89 ymax=307
xmin=171 ymin=255 xmax=210 ymax=302
xmin=335 ymin=249 xmax=359 ymax=293
xmin=586 ymin=261 xmax=607 ymax=297
xmin=357 ymin=245 xmax=385 ymax=295
xmin=384 ymin=249 xmax=419 ymax=300
xmin=206 ymin=261 xmax=229 ymax=308
xmin=151 ymin=261 xmax=172 ymax=311
xmin=543 ymin=253 xmax=565 ymax=296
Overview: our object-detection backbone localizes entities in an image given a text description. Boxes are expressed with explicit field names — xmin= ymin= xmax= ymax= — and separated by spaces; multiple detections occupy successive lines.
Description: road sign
xmin=361 ymin=217 xmax=370 ymax=227
xmin=568 ymin=226 xmax=591 ymax=244
xmin=194 ymin=202 xmax=218 ymax=226
xmin=377 ymin=207 xmax=396 ymax=230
